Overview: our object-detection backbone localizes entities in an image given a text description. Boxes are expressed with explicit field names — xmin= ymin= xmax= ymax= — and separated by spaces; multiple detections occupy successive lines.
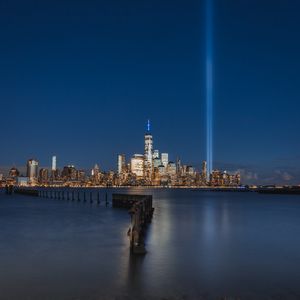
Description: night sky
xmin=1 ymin=0 xmax=300 ymax=184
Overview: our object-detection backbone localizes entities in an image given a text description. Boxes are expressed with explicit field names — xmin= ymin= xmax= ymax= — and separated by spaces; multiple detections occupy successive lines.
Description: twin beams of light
xmin=147 ymin=2 xmax=213 ymax=177
xmin=206 ymin=0 xmax=213 ymax=178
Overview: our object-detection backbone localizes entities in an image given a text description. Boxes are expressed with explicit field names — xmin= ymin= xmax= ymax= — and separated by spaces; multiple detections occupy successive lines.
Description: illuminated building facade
xmin=153 ymin=149 xmax=159 ymax=159
xmin=76 ymin=170 xmax=86 ymax=182
xmin=210 ymin=170 xmax=241 ymax=187
xmin=9 ymin=167 xmax=20 ymax=178
xmin=131 ymin=154 xmax=144 ymax=178
xmin=144 ymin=120 xmax=153 ymax=181
xmin=61 ymin=165 xmax=77 ymax=181
xmin=118 ymin=154 xmax=126 ymax=174
xmin=27 ymin=159 xmax=39 ymax=183
xmin=52 ymin=156 xmax=57 ymax=171
xmin=202 ymin=161 xmax=207 ymax=182
xmin=153 ymin=157 xmax=161 ymax=168
xmin=161 ymin=153 xmax=169 ymax=168
xmin=90 ymin=164 xmax=101 ymax=185
xmin=16 ymin=177 xmax=29 ymax=186
xmin=39 ymin=168 xmax=49 ymax=184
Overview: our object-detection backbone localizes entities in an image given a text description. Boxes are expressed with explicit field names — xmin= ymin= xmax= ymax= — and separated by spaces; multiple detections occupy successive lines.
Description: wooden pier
xmin=14 ymin=188 xmax=39 ymax=196
xmin=112 ymin=194 xmax=154 ymax=255
xmin=11 ymin=189 xmax=154 ymax=255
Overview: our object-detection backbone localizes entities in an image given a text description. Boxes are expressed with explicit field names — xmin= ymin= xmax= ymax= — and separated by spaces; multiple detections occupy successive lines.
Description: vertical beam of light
xmin=206 ymin=0 xmax=213 ymax=179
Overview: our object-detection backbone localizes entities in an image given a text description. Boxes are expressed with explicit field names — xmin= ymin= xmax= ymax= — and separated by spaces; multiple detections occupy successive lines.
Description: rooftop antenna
xmin=147 ymin=119 xmax=151 ymax=133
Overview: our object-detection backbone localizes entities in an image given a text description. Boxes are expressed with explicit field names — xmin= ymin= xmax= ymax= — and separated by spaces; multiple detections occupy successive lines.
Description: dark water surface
xmin=1 ymin=188 xmax=300 ymax=299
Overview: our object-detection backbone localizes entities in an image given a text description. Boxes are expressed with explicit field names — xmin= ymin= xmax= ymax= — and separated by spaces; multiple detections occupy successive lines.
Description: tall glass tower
xmin=52 ymin=156 xmax=57 ymax=171
xmin=144 ymin=120 xmax=153 ymax=181
xmin=27 ymin=159 xmax=39 ymax=181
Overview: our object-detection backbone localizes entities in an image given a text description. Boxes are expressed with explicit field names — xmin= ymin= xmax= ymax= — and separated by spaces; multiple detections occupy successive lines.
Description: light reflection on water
xmin=1 ymin=188 xmax=300 ymax=299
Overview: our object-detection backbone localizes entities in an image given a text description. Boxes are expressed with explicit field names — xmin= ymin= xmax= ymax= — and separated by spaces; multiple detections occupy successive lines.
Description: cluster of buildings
xmin=0 ymin=121 xmax=241 ymax=187
xmin=0 ymin=158 xmax=108 ymax=187
xmin=116 ymin=120 xmax=240 ymax=187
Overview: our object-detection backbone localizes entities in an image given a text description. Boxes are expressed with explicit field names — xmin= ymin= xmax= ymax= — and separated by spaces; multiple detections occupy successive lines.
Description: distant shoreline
xmin=2 ymin=186 xmax=300 ymax=195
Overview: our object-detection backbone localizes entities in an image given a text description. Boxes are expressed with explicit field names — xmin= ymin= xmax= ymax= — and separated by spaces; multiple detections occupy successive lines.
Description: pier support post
xmin=112 ymin=194 xmax=154 ymax=255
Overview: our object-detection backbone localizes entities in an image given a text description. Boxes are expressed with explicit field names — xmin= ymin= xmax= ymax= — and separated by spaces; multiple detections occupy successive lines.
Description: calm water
xmin=1 ymin=188 xmax=300 ymax=299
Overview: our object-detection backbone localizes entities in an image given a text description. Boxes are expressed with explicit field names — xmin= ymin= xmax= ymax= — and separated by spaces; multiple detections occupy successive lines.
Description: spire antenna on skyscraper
xmin=147 ymin=119 xmax=151 ymax=133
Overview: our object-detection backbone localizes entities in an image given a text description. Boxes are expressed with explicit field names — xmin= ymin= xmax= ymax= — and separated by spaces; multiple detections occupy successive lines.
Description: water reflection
xmin=1 ymin=189 xmax=300 ymax=299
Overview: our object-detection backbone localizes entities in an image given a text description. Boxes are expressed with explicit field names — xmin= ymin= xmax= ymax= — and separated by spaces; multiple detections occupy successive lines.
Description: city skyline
xmin=1 ymin=120 xmax=241 ymax=187
xmin=0 ymin=115 xmax=299 ymax=185
xmin=0 ymin=116 xmax=299 ymax=185
xmin=1 ymin=0 xmax=300 ymax=185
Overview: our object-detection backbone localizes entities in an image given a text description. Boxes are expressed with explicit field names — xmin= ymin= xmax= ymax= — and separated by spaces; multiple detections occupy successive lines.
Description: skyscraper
xmin=9 ymin=167 xmax=20 ymax=178
xmin=153 ymin=149 xmax=159 ymax=159
xmin=39 ymin=168 xmax=49 ymax=184
xmin=52 ymin=156 xmax=57 ymax=171
xmin=144 ymin=120 xmax=153 ymax=181
xmin=91 ymin=164 xmax=100 ymax=177
xmin=176 ymin=157 xmax=181 ymax=175
xmin=161 ymin=153 xmax=169 ymax=168
xmin=202 ymin=161 xmax=207 ymax=183
xmin=131 ymin=154 xmax=144 ymax=178
xmin=118 ymin=154 xmax=126 ymax=174
xmin=153 ymin=157 xmax=161 ymax=168
xmin=27 ymin=159 xmax=39 ymax=181
xmin=61 ymin=165 xmax=77 ymax=181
